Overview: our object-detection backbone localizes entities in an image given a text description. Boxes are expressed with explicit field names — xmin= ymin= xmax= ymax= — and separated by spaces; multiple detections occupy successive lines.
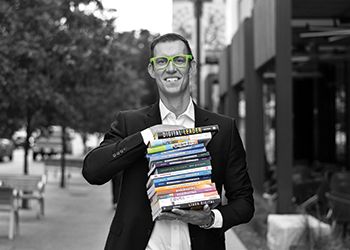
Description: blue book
xmin=148 ymin=147 xmax=207 ymax=163
xmin=152 ymin=175 xmax=212 ymax=188
xmin=146 ymin=143 xmax=205 ymax=159
xmin=152 ymin=170 xmax=212 ymax=184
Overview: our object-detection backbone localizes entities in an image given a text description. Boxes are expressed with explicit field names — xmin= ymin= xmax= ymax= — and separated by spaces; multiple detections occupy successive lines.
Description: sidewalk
xmin=0 ymin=164 xmax=247 ymax=250
xmin=0 ymin=171 xmax=112 ymax=250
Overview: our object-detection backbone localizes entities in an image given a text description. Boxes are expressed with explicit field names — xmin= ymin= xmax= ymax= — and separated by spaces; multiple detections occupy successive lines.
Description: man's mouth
xmin=165 ymin=77 xmax=180 ymax=82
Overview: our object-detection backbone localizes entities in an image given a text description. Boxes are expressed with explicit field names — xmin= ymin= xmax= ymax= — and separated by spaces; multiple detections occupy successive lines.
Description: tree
xmin=0 ymin=0 xmax=158 ymax=183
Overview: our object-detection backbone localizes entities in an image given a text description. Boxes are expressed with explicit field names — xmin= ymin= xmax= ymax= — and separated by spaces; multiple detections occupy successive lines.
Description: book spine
xmin=152 ymin=170 xmax=212 ymax=185
xmin=149 ymin=147 xmax=207 ymax=162
xmin=160 ymin=197 xmax=221 ymax=212
xmin=150 ymin=164 xmax=212 ymax=179
xmin=148 ymin=157 xmax=211 ymax=176
xmin=152 ymin=196 xmax=221 ymax=218
xmin=147 ymin=140 xmax=199 ymax=154
xmin=155 ymin=160 xmax=212 ymax=174
xmin=147 ymin=167 xmax=211 ymax=187
xmin=147 ymin=179 xmax=212 ymax=197
xmin=152 ymin=197 xmax=221 ymax=220
xmin=152 ymin=191 xmax=219 ymax=208
xmin=146 ymin=143 xmax=205 ymax=159
xmin=155 ymin=125 xmax=219 ymax=139
xmin=150 ymin=132 xmax=212 ymax=147
xmin=149 ymin=152 xmax=210 ymax=169
xmin=151 ymin=186 xmax=217 ymax=202
xmin=155 ymin=183 xmax=216 ymax=196
xmin=153 ymin=175 xmax=211 ymax=188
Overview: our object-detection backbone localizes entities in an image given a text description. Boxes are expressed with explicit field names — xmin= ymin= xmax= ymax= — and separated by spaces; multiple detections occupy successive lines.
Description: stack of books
xmin=146 ymin=125 xmax=221 ymax=220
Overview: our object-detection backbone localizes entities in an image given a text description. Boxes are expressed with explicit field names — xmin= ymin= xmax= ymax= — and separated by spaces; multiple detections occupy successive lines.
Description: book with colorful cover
xmin=149 ymin=152 xmax=210 ymax=170
xmin=150 ymin=174 xmax=212 ymax=188
xmin=149 ymin=184 xmax=217 ymax=204
xmin=149 ymin=132 xmax=212 ymax=148
xmin=148 ymin=147 xmax=207 ymax=163
xmin=152 ymin=196 xmax=221 ymax=220
xmin=148 ymin=159 xmax=211 ymax=176
xmin=148 ymin=165 xmax=212 ymax=181
xmin=146 ymin=169 xmax=212 ymax=188
xmin=150 ymin=191 xmax=219 ymax=209
xmin=154 ymin=125 xmax=219 ymax=139
xmin=153 ymin=182 xmax=216 ymax=197
xmin=146 ymin=143 xmax=205 ymax=159
xmin=147 ymin=140 xmax=200 ymax=154
xmin=147 ymin=179 xmax=212 ymax=198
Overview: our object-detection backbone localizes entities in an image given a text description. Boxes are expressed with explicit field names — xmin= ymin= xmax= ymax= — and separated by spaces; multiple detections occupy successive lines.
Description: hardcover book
xmin=146 ymin=169 xmax=212 ymax=188
xmin=147 ymin=140 xmax=199 ymax=154
xmin=146 ymin=143 xmax=205 ymax=159
xmin=151 ymin=197 xmax=221 ymax=220
xmin=148 ymin=147 xmax=207 ymax=163
xmin=147 ymin=179 xmax=213 ymax=198
xmin=149 ymin=175 xmax=212 ymax=188
xmin=149 ymin=185 xmax=217 ymax=204
xmin=149 ymin=132 xmax=212 ymax=148
xmin=154 ymin=125 xmax=219 ymax=139
xmin=148 ymin=159 xmax=212 ymax=176
xmin=148 ymin=152 xmax=210 ymax=170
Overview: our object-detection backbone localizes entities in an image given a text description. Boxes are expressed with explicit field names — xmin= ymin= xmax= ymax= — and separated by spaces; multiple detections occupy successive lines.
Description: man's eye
xmin=155 ymin=57 xmax=168 ymax=65
xmin=173 ymin=56 xmax=186 ymax=64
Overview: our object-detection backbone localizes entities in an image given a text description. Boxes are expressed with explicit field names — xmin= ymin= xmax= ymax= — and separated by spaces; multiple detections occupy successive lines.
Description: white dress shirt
xmin=142 ymin=99 xmax=223 ymax=250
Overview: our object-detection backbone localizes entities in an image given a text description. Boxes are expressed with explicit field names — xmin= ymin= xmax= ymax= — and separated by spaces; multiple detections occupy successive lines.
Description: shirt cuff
xmin=141 ymin=128 xmax=154 ymax=146
xmin=209 ymin=209 xmax=223 ymax=228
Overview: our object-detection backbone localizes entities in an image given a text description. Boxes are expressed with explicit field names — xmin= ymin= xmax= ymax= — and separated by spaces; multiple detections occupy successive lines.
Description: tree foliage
xmin=0 ymin=0 xmax=158 ymax=173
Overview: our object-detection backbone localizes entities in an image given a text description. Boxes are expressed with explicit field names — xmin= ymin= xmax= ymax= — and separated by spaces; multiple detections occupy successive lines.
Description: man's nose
xmin=166 ymin=60 xmax=176 ymax=73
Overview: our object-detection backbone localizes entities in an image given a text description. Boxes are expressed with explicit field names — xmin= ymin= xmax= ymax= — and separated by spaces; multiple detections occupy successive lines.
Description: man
xmin=82 ymin=33 xmax=254 ymax=250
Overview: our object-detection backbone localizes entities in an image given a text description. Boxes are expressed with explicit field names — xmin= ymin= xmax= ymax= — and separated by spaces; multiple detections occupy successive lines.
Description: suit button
xmin=112 ymin=153 xmax=117 ymax=158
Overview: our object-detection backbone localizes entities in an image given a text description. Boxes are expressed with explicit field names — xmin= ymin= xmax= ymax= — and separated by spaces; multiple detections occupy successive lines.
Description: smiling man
xmin=82 ymin=33 xmax=254 ymax=250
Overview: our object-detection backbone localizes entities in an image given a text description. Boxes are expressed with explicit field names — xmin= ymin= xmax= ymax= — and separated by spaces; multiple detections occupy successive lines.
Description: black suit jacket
xmin=82 ymin=102 xmax=254 ymax=250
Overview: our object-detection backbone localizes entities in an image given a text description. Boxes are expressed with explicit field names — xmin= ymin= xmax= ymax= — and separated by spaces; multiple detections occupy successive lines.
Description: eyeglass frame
xmin=149 ymin=54 xmax=193 ymax=70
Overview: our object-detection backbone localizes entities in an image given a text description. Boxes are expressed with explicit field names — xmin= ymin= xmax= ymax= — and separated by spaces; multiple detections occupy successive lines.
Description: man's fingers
xmin=171 ymin=208 xmax=186 ymax=216
xmin=203 ymin=204 xmax=210 ymax=212
xmin=157 ymin=212 xmax=179 ymax=221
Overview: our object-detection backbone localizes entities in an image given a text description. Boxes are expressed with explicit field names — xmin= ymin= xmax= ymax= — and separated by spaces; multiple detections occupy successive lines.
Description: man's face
xmin=148 ymin=40 xmax=195 ymax=98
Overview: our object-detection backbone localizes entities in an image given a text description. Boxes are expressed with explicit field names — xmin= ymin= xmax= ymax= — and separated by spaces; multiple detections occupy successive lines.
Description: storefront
xmin=218 ymin=0 xmax=350 ymax=213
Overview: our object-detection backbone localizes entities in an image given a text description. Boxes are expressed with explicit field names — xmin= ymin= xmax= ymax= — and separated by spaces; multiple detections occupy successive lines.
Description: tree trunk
xmin=22 ymin=115 xmax=32 ymax=208
xmin=60 ymin=125 xmax=67 ymax=188
xmin=24 ymin=115 xmax=32 ymax=175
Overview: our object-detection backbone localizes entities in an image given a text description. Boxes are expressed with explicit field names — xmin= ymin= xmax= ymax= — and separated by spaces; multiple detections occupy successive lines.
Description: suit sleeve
xmin=82 ymin=111 xmax=147 ymax=185
xmin=217 ymin=119 xmax=254 ymax=231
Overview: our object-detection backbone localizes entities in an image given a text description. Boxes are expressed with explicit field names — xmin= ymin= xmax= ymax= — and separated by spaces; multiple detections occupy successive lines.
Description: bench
xmin=0 ymin=174 xmax=46 ymax=218
xmin=44 ymin=158 xmax=83 ymax=184
xmin=0 ymin=186 xmax=19 ymax=239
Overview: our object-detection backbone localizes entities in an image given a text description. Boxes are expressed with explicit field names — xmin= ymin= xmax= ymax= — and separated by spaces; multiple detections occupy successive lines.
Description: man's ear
xmin=189 ymin=60 xmax=197 ymax=75
xmin=148 ymin=63 xmax=155 ymax=79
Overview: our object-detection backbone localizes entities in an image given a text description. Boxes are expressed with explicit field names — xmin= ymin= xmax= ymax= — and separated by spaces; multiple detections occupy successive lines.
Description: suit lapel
xmin=194 ymin=102 xmax=210 ymax=127
xmin=144 ymin=102 xmax=162 ymax=128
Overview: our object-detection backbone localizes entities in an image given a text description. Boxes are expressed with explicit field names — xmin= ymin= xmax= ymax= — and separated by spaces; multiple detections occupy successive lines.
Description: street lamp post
xmin=193 ymin=0 xmax=211 ymax=106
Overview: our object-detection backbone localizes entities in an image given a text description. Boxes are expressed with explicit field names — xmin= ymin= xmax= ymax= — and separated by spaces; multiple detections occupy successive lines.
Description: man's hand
xmin=149 ymin=124 xmax=185 ymax=136
xmin=157 ymin=205 xmax=213 ymax=227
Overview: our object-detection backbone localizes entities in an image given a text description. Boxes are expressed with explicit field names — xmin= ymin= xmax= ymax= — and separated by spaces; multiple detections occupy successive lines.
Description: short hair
xmin=150 ymin=33 xmax=194 ymax=58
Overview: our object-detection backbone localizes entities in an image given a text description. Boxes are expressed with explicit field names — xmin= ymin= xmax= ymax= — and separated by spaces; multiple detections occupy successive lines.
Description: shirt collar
xmin=159 ymin=98 xmax=195 ymax=122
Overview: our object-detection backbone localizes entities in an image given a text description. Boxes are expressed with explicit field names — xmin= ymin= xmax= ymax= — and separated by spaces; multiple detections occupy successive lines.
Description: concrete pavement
xmin=0 ymin=149 xmax=247 ymax=250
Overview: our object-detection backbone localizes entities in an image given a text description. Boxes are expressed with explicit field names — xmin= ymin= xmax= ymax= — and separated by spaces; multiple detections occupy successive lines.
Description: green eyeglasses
xmin=149 ymin=54 xmax=193 ymax=70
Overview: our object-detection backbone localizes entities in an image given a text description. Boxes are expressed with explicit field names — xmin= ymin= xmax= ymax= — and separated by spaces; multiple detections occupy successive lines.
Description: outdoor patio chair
xmin=0 ymin=186 xmax=19 ymax=239
xmin=326 ymin=171 xmax=350 ymax=238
